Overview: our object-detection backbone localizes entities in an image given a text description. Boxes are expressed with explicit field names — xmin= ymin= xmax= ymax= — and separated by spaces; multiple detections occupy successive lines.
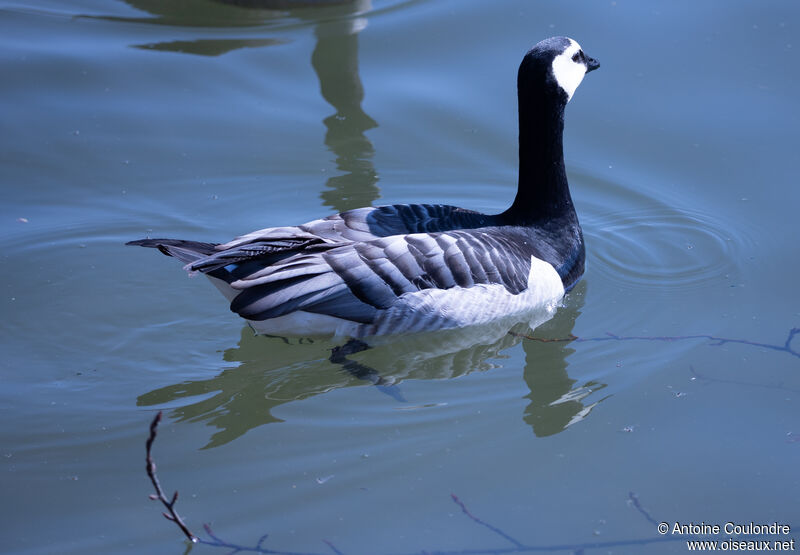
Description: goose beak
xmin=586 ymin=56 xmax=600 ymax=73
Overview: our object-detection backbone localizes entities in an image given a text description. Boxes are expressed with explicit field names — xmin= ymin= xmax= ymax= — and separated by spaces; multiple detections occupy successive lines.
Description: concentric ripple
xmin=576 ymin=171 xmax=754 ymax=292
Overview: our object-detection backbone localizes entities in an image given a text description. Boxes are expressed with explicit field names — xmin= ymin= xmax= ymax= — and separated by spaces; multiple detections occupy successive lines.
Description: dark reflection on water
xmin=100 ymin=0 xmax=280 ymax=27
xmin=312 ymin=12 xmax=380 ymax=212
xmin=120 ymin=0 xmax=380 ymax=211
xmin=134 ymin=37 xmax=287 ymax=56
xmin=111 ymin=0 xmax=365 ymax=27
xmin=138 ymin=283 xmax=605 ymax=448
xmin=520 ymin=283 xmax=608 ymax=437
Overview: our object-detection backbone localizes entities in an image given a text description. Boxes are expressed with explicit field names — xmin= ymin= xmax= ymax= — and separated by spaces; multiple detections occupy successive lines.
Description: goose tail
xmin=126 ymin=238 xmax=219 ymax=266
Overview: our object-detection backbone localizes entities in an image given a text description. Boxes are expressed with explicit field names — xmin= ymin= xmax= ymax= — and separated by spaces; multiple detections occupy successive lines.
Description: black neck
xmin=500 ymin=76 xmax=576 ymax=226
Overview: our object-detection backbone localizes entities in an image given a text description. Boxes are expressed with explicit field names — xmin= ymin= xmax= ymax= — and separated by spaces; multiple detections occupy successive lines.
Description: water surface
xmin=1 ymin=1 xmax=798 ymax=553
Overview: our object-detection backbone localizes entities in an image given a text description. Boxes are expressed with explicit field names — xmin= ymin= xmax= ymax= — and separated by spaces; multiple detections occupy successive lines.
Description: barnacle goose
xmin=128 ymin=37 xmax=599 ymax=338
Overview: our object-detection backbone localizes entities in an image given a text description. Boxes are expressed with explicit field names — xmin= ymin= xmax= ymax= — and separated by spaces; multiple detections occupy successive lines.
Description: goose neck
xmin=503 ymin=95 xmax=574 ymax=225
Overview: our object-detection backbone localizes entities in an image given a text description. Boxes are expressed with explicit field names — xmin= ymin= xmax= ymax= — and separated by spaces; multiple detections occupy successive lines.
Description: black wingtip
xmin=125 ymin=238 xmax=220 ymax=262
xmin=126 ymin=238 xmax=177 ymax=258
xmin=126 ymin=239 xmax=154 ymax=247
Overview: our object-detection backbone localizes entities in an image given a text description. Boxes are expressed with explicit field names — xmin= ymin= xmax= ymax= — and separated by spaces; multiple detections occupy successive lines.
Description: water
xmin=1 ymin=0 xmax=798 ymax=553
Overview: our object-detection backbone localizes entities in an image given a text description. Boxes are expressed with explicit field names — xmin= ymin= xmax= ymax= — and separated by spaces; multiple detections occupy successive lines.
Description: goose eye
xmin=572 ymin=50 xmax=585 ymax=63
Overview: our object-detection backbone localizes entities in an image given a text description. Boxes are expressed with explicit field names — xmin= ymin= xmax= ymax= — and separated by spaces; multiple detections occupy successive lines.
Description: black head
xmin=519 ymin=36 xmax=600 ymax=104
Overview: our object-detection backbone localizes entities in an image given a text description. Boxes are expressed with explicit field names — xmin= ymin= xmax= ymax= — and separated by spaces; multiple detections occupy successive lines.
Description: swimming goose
xmin=128 ymin=36 xmax=599 ymax=338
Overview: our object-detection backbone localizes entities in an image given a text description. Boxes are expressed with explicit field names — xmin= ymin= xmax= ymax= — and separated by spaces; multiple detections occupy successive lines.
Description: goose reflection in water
xmin=119 ymin=0 xmax=379 ymax=211
xmin=137 ymin=282 xmax=606 ymax=449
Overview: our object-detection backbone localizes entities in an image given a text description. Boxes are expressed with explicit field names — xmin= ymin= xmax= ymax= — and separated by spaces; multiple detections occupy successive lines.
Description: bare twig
xmin=509 ymin=332 xmax=577 ymax=343
xmin=689 ymin=364 xmax=800 ymax=394
xmin=627 ymin=492 xmax=657 ymax=527
xmin=145 ymin=412 xmax=338 ymax=553
xmin=146 ymin=411 xmax=198 ymax=543
xmin=451 ymin=494 xmax=524 ymax=548
xmin=142 ymin=329 xmax=800 ymax=553
xmin=322 ymin=539 xmax=345 ymax=555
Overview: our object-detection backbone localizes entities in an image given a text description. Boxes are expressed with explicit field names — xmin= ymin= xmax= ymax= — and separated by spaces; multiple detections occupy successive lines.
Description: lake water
xmin=2 ymin=1 xmax=799 ymax=553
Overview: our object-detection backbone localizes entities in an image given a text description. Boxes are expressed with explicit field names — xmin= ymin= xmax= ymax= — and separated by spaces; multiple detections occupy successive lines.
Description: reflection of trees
xmin=118 ymin=0 xmax=379 ymax=211
xmin=312 ymin=15 xmax=379 ymax=212
xmin=138 ymin=282 xmax=607 ymax=448
xmin=138 ymin=331 xmax=345 ymax=448
xmin=134 ymin=38 xmax=286 ymax=56
xmin=115 ymin=0 xmax=366 ymax=28
xmin=136 ymin=324 xmax=534 ymax=449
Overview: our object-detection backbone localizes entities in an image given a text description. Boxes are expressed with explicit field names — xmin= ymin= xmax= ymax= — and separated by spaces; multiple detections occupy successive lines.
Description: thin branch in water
xmin=256 ymin=533 xmax=271 ymax=551
xmin=146 ymin=413 xmax=345 ymax=554
xmin=202 ymin=524 xmax=255 ymax=553
xmin=450 ymin=494 xmax=524 ymax=548
xmin=322 ymin=539 xmax=345 ymax=555
xmin=200 ymin=522 xmax=337 ymax=555
xmin=202 ymin=524 xmax=227 ymax=546
xmin=689 ymin=364 xmax=800 ymax=394
xmin=627 ymin=492 xmax=657 ymax=527
xmin=514 ymin=327 xmax=800 ymax=360
xmin=146 ymin=411 xmax=198 ymax=543
xmin=509 ymin=332 xmax=577 ymax=343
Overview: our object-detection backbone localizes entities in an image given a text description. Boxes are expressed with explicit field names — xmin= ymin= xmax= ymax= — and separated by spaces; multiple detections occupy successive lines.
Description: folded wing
xmin=217 ymin=228 xmax=535 ymax=325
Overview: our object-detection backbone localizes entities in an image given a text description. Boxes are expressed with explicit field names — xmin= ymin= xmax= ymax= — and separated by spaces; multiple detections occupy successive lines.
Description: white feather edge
xmin=209 ymin=255 xmax=565 ymax=339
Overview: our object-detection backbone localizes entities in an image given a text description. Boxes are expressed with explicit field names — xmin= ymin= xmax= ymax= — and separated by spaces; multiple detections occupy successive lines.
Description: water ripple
xmin=577 ymin=171 xmax=753 ymax=292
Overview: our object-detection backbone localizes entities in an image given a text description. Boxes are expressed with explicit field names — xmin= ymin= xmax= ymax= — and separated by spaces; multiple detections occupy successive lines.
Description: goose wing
xmin=190 ymin=203 xmax=495 ymax=273
xmin=223 ymin=228 xmax=537 ymax=325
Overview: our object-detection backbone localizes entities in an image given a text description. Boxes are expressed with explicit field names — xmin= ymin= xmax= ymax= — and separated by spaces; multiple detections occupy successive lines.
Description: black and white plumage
xmin=128 ymin=37 xmax=600 ymax=337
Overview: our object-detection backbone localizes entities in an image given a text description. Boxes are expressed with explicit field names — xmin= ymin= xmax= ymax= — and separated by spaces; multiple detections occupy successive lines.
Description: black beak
xmin=586 ymin=56 xmax=600 ymax=73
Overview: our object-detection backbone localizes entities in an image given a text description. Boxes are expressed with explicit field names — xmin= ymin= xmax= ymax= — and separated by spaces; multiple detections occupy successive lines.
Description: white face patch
xmin=551 ymin=38 xmax=587 ymax=102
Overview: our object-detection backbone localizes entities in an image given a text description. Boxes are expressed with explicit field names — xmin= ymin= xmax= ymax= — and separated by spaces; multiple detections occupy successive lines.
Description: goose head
xmin=519 ymin=36 xmax=600 ymax=104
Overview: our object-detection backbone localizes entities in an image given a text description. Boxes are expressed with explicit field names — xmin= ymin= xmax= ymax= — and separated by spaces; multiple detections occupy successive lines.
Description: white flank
xmin=551 ymin=38 xmax=586 ymax=101
xmin=526 ymin=254 xmax=566 ymax=304
xmin=368 ymin=255 xmax=565 ymax=336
